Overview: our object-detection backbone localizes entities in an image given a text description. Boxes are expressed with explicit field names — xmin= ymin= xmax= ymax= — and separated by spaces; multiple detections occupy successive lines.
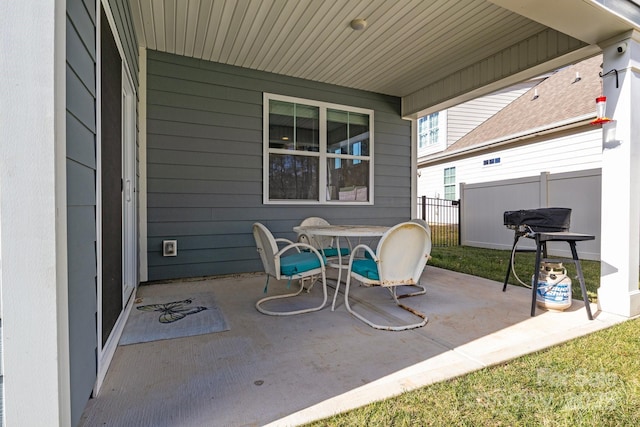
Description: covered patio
xmin=79 ymin=267 xmax=624 ymax=426
xmin=4 ymin=1 xmax=640 ymax=426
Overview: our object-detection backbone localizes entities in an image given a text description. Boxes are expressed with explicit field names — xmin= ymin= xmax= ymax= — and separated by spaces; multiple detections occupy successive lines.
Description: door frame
xmin=95 ymin=0 xmax=138 ymax=394
xmin=122 ymin=66 xmax=137 ymax=306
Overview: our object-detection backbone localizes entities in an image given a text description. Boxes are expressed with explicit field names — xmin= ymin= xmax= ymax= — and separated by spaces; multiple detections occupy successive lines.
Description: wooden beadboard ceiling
xmin=131 ymin=0 xmax=550 ymax=97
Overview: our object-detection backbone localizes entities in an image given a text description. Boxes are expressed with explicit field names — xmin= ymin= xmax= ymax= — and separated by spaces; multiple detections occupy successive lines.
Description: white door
xmin=122 ymin=67 xmax=136 ymax=305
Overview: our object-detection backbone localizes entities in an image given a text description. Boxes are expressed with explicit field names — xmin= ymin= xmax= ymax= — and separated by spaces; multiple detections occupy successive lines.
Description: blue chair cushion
xmin=280 ymin=252 xmax=325 ymax=276
xmin=320 ymin=247 xmax=350 ymax=258
xmin=351 ymin=258 xmax=380 ymax=280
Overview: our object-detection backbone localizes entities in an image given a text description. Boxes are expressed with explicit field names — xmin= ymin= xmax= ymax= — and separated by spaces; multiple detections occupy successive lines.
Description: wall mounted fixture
xmin=350 ymin=18 xmax=367 ymax=30
xmin=572 ymin=72 xmax=581 ymax=83
xmin=163 ymin=239 xmax=178 ymax=256
xmin=592 ymin=67 xmax=622 ymax=125
xmin=599 ymin=69 xmax=619 ymax=88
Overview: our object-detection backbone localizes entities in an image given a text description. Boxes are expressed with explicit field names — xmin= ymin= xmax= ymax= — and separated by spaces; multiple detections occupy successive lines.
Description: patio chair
xmin=344 ymin=222 xmax=430 ymax=330
xmin=362 ymin=218 xmax=431 ymax=299
xmin=410 ymin=218 xmax=431 ymax=237
xmin=393 ymin=218 xmax=433 ymax=298
xmin=296 ymin=217 xmax=351 ymax=258
xmin=253 ymin=222 xmax=328 ymax=316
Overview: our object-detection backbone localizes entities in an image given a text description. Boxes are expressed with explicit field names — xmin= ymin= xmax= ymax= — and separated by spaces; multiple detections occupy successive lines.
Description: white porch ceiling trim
xmin=130 ymin=0 xmax=550 ymax=97
xmin=131 ymin=1 xmax=638 ymax=116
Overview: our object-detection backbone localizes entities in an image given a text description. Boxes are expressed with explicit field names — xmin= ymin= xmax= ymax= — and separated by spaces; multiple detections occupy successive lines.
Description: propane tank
xmin=533 ymin=262 xmax=572 ymax=311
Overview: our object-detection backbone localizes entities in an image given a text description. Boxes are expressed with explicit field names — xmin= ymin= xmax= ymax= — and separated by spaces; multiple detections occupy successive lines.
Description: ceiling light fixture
xmin=350 ymin=18 xmax=367 ymax=31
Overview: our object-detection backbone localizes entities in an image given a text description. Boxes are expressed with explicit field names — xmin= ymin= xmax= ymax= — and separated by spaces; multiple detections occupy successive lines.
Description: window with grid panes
xmin=444 ymin=166 xmax=456 ymax=200
xmin=264 ymin=93 xmax=373 ymax=204
xmin=418 ymin=112 xmax=439 ymax=148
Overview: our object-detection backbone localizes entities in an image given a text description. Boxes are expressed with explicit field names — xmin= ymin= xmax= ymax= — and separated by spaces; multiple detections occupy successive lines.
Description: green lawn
xmin=429 ymin=224 xmax=459 ymax=247
xmin=305 ymin=246 xmax=640 ymax=427
xmin=429 ymin=245 xmax=601 ymax=302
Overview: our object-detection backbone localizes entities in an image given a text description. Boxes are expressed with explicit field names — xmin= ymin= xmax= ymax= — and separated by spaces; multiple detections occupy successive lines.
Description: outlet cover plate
xmin=163 ymin=240 xmax=178 ymax=256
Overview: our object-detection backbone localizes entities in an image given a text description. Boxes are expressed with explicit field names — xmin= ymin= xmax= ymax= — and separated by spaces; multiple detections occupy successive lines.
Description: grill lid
xmin=503 ymin=208 xmax=571 ymax=232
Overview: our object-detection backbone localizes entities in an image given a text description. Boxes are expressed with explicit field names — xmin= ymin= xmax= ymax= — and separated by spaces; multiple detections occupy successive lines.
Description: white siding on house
xmin=446 ymin=81 xmax=537 ymax=145
xmin=417 ymin=79 xmax=541 ymax=163
xmin=418 ymin=164 xmax=448 ymax=199
xmin=417 ymin=128 xmax=602 ymax=200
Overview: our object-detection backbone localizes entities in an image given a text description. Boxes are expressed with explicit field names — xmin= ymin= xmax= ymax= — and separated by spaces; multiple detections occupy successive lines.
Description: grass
xmin=304 ymin=246 xmax=640 ymax=427
xmin=429 ymin=224 xmax=459 ymax=247
xmin=429 ymin=245 xmax=601 ymax=302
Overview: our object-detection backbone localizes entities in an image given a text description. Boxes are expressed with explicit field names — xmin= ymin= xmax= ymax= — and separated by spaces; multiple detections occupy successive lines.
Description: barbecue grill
xmin=503 ymin=207 xmax=571 ymax=233
xmin=501 ymin=207 xmax=594 ymax=320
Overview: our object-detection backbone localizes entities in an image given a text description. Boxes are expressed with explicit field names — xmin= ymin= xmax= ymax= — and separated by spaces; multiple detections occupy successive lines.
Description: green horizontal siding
xmin=146 ymin=50 xmax=412 ymax=281
xmin=66 ymin=1 xmax=98 ymax=425
xmin=65 ymin=1 xmax=139 ymax=425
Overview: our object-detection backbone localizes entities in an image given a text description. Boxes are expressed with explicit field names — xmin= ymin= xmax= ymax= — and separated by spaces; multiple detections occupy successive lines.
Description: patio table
xmin=293 ymin=224 xmax=389 ymax=310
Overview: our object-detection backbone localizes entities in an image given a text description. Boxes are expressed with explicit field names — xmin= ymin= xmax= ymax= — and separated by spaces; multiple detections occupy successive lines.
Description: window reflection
xmin=327 ymin=109 xmax=370 ymax=156
xmin=265 ymin=94 xmax=373 ymax=204
xmin=326 ymin=158 xmax=369 ymax=202
xmin=269 ymin=153 xmax=319 ymax=200
xmin=269 ymin=100 xmax=319 ymax=152
xmin=325 ymin=109 xmax=370 ymax=201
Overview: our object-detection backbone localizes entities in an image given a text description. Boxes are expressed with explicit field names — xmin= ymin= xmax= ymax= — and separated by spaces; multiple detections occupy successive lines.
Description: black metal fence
xmin=418 ymin=196 xmax=461 ymax=246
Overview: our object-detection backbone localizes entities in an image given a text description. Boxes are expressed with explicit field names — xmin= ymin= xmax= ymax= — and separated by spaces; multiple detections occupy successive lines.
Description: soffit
xmin=131 ymin=0 xmax=551 ymax=97
xmin=489 ymin=0 xmax=638 ymax=45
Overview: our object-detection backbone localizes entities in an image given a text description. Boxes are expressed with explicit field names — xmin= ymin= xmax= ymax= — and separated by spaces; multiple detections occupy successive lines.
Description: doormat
xmin=119 ymin=292 xmax=229 ymax=345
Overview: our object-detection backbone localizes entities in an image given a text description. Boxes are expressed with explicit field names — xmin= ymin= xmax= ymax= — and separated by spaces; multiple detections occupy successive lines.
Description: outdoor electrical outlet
xmin=163 ymin=240 xmax=178 ymax=257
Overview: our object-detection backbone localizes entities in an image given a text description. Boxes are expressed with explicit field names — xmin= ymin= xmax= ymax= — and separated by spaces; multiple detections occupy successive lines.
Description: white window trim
xmin=443 ymin=166 xmax=456 ymax=200
xmin=263 ymin=93 xmax=374 ymax=205
xmin=417 ymin=110 xmax=447 ymax=156
xmin=418 ymin=112 xmax=440 ymax=148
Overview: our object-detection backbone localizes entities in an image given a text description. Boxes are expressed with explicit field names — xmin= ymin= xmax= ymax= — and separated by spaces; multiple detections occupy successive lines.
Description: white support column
xmin=597 ymin=31 xmax=640 ymax=317
xmin=0 ymin=0 xmax=70 ymax=425
xmin=411 ymin=118 xmax=418 ymax=218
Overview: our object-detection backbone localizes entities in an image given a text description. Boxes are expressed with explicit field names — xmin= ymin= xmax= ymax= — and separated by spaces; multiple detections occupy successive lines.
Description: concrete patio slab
xmin=79 ymin=267 xmax=626 ymax=427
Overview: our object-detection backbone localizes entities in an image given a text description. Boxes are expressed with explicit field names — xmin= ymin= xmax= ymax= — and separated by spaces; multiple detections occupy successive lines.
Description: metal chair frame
xmin=344 ymin=222 xmax=431 ymax=330
xmin=253 ymin=222 xmax=328 ymax=316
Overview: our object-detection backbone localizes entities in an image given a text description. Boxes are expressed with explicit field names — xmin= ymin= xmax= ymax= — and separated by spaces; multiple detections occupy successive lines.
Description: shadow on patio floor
xmin=79 ymin=266 xmax=624 ymax=427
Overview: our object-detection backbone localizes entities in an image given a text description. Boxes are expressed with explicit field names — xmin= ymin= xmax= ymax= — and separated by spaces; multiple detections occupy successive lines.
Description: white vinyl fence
xmin=460 ymin=168 xmax=601 ymax=260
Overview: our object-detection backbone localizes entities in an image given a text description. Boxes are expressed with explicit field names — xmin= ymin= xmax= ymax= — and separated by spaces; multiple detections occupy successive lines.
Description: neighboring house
xmin=2 ymin=2 xmax=640 ymax=427
xmin=417 ymin=56 xmax=603 ymax=201
xmin=416 ymin=79 xmax=538 ymax=198
xmin=417 ymin=78 xmax=542 ymax=159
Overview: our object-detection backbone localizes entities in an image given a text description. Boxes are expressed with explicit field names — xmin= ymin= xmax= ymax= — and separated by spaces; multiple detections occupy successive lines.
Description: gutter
xmin=418 ymin=113 xmax=597 ymax=166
